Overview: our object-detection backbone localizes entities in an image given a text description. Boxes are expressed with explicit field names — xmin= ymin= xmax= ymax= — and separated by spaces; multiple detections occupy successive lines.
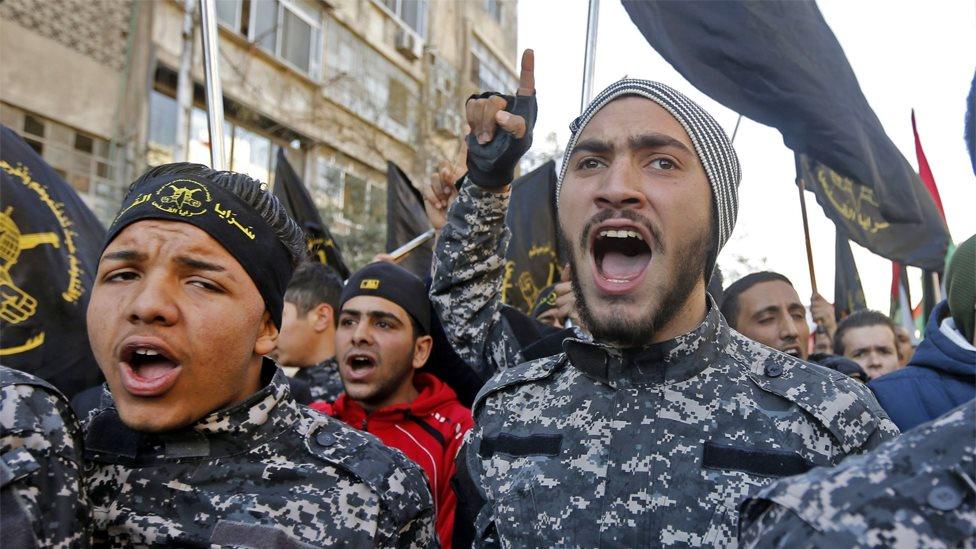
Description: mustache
xmin=577 ymin=209 xmax=663 ymax=253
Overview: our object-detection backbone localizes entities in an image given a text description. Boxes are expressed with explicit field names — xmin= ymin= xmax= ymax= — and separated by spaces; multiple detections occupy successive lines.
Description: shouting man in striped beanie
xmin=431 ymin=51 xmax=898 ymax=547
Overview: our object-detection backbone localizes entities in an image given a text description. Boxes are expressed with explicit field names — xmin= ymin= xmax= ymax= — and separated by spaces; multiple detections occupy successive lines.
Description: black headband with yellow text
xmin=102 ymin=175 xmax=293 ymax=329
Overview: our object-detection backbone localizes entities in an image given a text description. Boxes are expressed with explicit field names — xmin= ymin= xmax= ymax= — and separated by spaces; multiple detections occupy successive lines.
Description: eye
xmin=757 ymin=317 xmax=774 ymax=325
xmin=188 ymin=279 xmax=223 ymax=292
xmin=649 ymin=158 xmax=676 ymax=170
xmin=375 ymin=320 xmax=391 ymax=329
xmin=339 ymin=318 xmax=356 ymax=327
xmin=576 ymin=157 xmax=604 ymax=170
xmin=104 ymin=270 xmax=139 ymax=283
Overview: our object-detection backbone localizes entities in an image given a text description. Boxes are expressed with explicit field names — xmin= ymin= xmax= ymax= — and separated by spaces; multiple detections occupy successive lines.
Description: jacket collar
xmin=332 ymin=373 xmax=457 ymax=424
xmin=85 ymin=360 xmax=299 ymax=463
xmin=563 ymin=298 xmax=728 ymax=388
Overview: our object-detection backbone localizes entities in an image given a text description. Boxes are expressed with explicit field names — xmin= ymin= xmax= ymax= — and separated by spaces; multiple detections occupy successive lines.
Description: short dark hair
xmin=834 ymin=309 xmax=896 ymax=355
xmin=719 ymin=271 xmax=794 ymax=329
xmin=285 ymin=262 xmax=344 ymax=317
xmin=125 ymin=163 xmax=306 ymax=267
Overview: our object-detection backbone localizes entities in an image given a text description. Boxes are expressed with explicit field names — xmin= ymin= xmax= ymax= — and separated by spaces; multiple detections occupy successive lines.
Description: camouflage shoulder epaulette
xmin=301 ymin=414 xmax=432 ymax=522
xmin=471 ymin=352 xmax=566 ymax=415
xmin=731 ymin=334 xmax=887 ymax=452
xmin=0 ymin=366 xmax=64 ymax=398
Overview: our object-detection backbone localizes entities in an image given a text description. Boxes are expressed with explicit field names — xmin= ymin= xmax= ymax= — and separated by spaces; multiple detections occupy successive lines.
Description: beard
xmin=563 ymin=212 xmax=714 ymax=348
xmin=344 ymin=346 xmax=417 ymax=410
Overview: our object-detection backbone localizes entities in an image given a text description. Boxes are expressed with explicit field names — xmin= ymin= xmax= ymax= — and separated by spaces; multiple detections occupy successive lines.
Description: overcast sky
xmin=517 ymin=0 xmax=976 ymax=316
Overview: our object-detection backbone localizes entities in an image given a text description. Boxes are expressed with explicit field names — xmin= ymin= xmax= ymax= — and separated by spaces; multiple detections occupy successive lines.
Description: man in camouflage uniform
xmin=83 ymin=163 xmax=435 ymax=547
xmin=277 ymin=261 xmax=345 ymax=401
xmin=432 ymin=51 xmax=898 ymax=547
xmin=1 ymin=365 xmax=90 ymax=548
xmin=740 ymin=400 xmax=976 ymax=547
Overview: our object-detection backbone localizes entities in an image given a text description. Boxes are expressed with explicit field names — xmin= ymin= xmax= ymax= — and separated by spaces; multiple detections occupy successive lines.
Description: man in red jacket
xmin=311 ymin=262 xmax=473 ymax=548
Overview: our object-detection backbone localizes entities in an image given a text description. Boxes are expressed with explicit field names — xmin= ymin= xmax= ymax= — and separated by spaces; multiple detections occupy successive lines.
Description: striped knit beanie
xmin=557 ymin=79 xmax=741 ymax=251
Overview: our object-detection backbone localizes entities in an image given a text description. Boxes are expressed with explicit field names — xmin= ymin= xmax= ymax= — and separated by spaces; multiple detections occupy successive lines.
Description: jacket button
xmin=316 ymin=431 xmax=336 ymax=448
xmin=765 ymin=363 xmax=783 ymax=377
xmin=927 ymin=486 xmax=962 ymax=511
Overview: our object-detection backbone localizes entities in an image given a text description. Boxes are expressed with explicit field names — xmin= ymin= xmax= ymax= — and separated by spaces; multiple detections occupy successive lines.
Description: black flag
xmin=0 ymin=125 xmax=105 ymax=397
xmin=503 ymin=160 xmax=563 ymax=314
xmin=833 ymin=230 xmax=866 ymax=321
xmin=798 ymin=153 xmax=949 ymax=270
xmin=386 ymin=161 xmax=433 ymax=278
xmin=273 ymin=149 xmax=349 ymax=279
xmin=622 ymin=0 xmax=926 ymax=225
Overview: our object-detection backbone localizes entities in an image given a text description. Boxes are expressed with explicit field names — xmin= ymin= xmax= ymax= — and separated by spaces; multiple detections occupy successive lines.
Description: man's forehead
xmin=740 ymin=280 xmax=802 ymax=309
xmin=845 ymin=325 xmax=896 ymax=345
xmin=576 ymin=96 xmax=693 ymax=148
xmin=341 ymin=295 xmax=410 ymax=321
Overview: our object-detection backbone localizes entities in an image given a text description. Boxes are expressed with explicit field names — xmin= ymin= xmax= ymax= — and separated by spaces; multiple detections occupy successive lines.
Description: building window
xmin=323 ymin=17 xmax=421 ymax=142
xmin=215 ymin=0 xmax=322 ymax=77
xmin=313 ymin=156 xmax=385 ymax=230
xmin=2 ymin=103 xmax=115 ymax=200
xmin=484 ymin=0 xmax=502 ymax=23
xmin=471 ymin=38 xmax=517 ymax=92
xmin=380 ymin=0 xmax=428 ymax=37
xmin=147 ymin=90 xmax=281 ymax=184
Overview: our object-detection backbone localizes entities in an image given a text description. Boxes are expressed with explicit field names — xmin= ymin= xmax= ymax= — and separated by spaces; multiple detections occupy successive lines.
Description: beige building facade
xmin=0 ymin=0 xmax=518 ymax=266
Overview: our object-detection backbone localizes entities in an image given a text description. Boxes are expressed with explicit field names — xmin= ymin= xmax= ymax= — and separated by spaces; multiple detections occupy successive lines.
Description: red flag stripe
xmin=911 ymin=110 xmax=946 ymax=222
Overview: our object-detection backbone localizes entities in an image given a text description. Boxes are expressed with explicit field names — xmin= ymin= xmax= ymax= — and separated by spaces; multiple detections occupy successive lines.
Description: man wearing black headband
xmin=313 ymin=262 xmax=473 ymax=548
xmin=83 ymin=163 xmax=435 ymax=547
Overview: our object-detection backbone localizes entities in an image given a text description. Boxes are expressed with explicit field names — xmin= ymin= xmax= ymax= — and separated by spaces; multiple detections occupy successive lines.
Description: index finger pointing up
xmin=517 ymin=49 xmax=535 ymax=96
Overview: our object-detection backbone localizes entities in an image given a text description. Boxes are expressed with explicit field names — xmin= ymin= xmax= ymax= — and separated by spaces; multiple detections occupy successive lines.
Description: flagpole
xmin=580 ymin=0 xmax=600 ymax=113
xmin=795 ymin=156 xmax=818 ymax=294
xmin=199 ymin=0 xmax=226 ymax=170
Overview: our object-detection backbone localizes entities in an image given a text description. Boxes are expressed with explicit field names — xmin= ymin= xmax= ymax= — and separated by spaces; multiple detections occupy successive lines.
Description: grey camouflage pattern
xmin=434 ymin=181 xmax=899 ymax=547
xmin=740 ymin=400 xmax=976 ymax=548
xmin=430 ymin=181 xmax=537 ymax=378
xmin=0 ymin=365 xmax=90 ymax=548
xmin=84 ymin=365 xmax=436 ymax=547
xmin=294 ymin=357 xmax=344 ymax=401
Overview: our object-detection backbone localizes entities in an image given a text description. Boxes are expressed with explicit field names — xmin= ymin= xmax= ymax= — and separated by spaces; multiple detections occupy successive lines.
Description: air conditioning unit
xmin=434 ymin=112 xmax=458 ymax=136
xmin=395 ymin=28 xmax=422 ymax=61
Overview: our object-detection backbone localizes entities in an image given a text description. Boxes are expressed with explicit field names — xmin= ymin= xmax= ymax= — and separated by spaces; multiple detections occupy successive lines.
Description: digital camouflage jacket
xmin=739 ymin=400 xmax=976 ymax=548
xmin=0 ymin=365 xmax=90 ymax=548
xmin=431 ymin=183 xmax=583 ymax=380
xmin=84 ymin=364 xmax=437 ymax=548
xmin=294 ymin=357 xmax=344 ymax=402
xmin=434 ymin=183 xmax=900 ymax=547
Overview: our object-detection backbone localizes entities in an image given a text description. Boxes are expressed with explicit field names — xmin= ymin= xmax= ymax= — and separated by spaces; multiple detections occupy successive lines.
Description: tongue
xmin=134 ymin=359 xmax=177 ymax=380
xmin=601 ymin=250 xmax=650 ymax=279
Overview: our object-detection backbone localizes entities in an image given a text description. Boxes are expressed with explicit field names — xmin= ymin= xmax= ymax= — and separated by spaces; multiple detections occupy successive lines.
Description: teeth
xmin=135 ymin=348 xmax=160 ymax=356
xmin=599 ymin=229 xmax=644 ymax=241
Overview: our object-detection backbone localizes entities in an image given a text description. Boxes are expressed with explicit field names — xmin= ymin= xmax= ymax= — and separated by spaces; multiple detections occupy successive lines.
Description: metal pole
xmin=795 ymin=155 xmax=818 ymax=294
xmin=199 ymin=0 xmax=226 ymax=170
xmin=174 ymin=0 xmax=196 ymax=162
xmin=580 ymin=0 xmax=600 ymax=113
xmin=730 ymin=114 xmax=743 ymax=143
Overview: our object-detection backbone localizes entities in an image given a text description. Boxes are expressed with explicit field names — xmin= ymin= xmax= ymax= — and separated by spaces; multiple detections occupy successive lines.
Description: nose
xmin=351 ymin=319 xmax=373 ymax=346
xmin=778 ymin=314 xmax=799 ymax=341
xmin=864 ymin=350 xmax=883 ymax=369
xmin=594 ymin=159 xmax=647 ymax=210
xmin=126 ymin=273 xmax=178 ymax=326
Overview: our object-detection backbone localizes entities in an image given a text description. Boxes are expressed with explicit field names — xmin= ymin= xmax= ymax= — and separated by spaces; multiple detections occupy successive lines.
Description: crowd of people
xmin=2 ymin=48 xmax=974 ymax=548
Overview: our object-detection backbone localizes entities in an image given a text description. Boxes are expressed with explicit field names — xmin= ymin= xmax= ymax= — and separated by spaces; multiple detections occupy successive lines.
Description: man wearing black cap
xmin=435 ymin=51 xmax=897 ymax=547
xmin=83 ymin=163 xmax=435 ymax=547
xmin=313 ymin=262 xmax=473 ymax=548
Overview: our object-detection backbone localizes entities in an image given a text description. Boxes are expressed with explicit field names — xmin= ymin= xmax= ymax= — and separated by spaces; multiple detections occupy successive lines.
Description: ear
xmin=411 ymin=335 xmax=434 ymax=370
xmin=313 ymin=303 xmax=333 ymax=332
xmin=254 ymin=311 xmax=279 ymax=357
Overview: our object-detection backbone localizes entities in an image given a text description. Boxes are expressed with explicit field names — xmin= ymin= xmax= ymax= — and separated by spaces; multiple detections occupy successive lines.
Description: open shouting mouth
xmin=118 ymin=337 xmax=182 ymax=397
xmin=589 ymin=220 xmax=653 ymax=295
xmin=342 ymin=351 xmax=378 ymax=383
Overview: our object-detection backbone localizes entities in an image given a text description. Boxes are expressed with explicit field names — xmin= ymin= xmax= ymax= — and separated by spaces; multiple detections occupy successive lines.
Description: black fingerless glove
xmin=465 ymin=91 xmax=538 ymax=189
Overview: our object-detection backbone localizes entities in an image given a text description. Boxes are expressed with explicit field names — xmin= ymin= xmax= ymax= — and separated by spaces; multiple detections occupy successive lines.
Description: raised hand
xmin=463 ymin=49 xmax=537 ymax=190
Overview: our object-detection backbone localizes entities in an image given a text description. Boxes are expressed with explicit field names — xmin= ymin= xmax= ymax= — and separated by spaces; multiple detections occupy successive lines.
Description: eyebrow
xmin=571 ymin=132 xmax=693 ymax=158
xmin=176 ymin=255 xmax=226 ymax=273
xmin=102 ymin=250 xmax=148 ymax=263
xmin=340 ymin=309 xmax=404 ymax=324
